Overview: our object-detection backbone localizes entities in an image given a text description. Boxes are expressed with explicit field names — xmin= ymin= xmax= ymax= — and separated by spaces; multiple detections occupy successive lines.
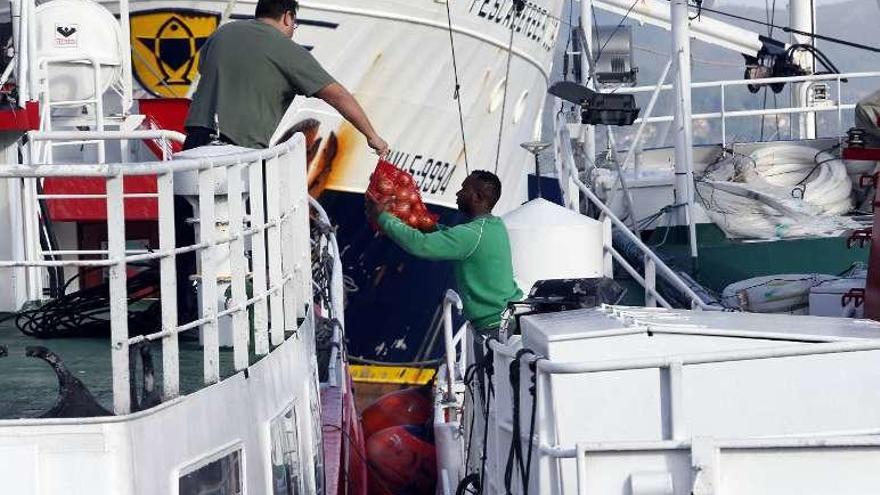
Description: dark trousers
xmin=181 ymin=126 xmax=236 ymax=150
xmin=471 ymin=326 xmax=500 ymax=404
xmin=175 ymin=127 xmax=237 ymax=324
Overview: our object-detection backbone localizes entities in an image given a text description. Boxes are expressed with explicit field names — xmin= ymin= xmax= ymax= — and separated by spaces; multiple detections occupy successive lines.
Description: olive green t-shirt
xmin=185 ymin=20 xmax=335 ymax=149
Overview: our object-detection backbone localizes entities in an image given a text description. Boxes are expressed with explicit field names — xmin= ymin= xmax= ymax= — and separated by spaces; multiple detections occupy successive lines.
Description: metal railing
xmin=486 ymin=305 xmax=880 ymax=494
xmin=440 ymin=289 xmax=467 ymax=401
xmin=0 ymin=132 xmax=313 ymax=414
xmin=553 ymin=117 xmax=719 ymax=311
xmin=18 ymin=130 xmax=185 ymax=301
xmin=615 ymin=70 xmax=880 ymax=146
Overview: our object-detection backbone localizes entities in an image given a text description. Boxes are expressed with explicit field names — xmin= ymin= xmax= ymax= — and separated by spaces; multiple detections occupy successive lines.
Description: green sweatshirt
xmin=378 ymin=212 xmax=523 ymax=330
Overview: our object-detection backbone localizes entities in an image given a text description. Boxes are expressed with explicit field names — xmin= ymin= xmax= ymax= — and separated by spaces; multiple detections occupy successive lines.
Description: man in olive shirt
xmin=184 ymin=0 xmax=389 ymax=155
xmin=366 ymin=171 xmax=523 ymax=334
xmin=177 ymin=0 xmax=388 ymax=323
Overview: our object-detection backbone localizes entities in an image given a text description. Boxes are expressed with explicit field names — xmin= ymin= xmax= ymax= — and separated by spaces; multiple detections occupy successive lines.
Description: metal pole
xmin=580 ymin=0 xmax=596 ymax=166
xmin=119 ymin=0 xmax=133 ymax=112
xmin=7 ymin=148 xmax=27 ymax=309
xmin=25 ymin=0 xmax=35 ymax=101
xmin=575 ymin=443 xmax=588 ymax=494
xmin=10 ymin=0 xmax=25 ymax=106
xmin=442 ymin=290 xmax=462 ymax=401
xmin=670 ymin=0 xmax=699 ymax=268
xmin=107 ymin=173 xmax=131 ymax=414
xmin=157 ymin=171 xmax=180 ymax=400
xmin=791 ymin=0 xmax=816 ymax=139
xmin=534 ymin=153 xmax=543 ymax=198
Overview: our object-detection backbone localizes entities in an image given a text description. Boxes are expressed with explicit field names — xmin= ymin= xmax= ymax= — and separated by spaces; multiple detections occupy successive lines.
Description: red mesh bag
xmin=367 ymin=160 xmax=439 ymax=232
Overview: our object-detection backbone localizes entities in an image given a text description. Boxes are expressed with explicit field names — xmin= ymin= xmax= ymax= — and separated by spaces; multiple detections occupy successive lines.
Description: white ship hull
xmin=110 ymin=0 xmax=564 ymax=213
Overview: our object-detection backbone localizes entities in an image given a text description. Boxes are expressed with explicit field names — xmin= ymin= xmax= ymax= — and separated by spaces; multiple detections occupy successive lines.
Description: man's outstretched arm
xmin=317 ymin=82 xmax=389 ymax=158
xmin=377 ymin=212 xmax=480 ymax=261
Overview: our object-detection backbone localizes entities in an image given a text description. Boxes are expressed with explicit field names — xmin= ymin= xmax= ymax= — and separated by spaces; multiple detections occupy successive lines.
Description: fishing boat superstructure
xmin=547 ymin=0 xmax=880 ymax=315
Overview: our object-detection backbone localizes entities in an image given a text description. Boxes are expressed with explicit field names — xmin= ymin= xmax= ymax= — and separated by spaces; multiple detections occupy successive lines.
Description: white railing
xmin=0 ymin=133 xmax=312 ymax=414
xmin=486 ymin=309 xmax=880 ymax=494
xmin=440 ymin=289 xmax=467 ymax=402
xmin=435 ymin=290 xmax=469 ymax=495
xmin=554 ymin=118 xmax=719 ymax=311
xmin=19 ymin=130 xmax=184 ymax=301
xmin=615 ymin=70 xmax=880 ymax=146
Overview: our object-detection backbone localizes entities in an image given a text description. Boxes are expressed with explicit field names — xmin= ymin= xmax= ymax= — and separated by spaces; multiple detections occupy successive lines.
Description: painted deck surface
xmin=648 ymin=224 xmax=868 ymax=293
xmin=0 ymin=315 xmax=237 ymax=419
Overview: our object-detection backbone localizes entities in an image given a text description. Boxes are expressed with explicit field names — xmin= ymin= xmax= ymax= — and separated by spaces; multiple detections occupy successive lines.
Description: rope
xmin=444 ymin=0 xmax=471 ymax=175
xmin=522 ymin=356 xmax=544 ymax=493
xmin=321 ymin=423 xmax=400 ymax=495
xmin=686 ymin=2 xmax=880 ymax=54
xmin=493 ymin=10 xmax=519 ymax=175
xmin=15 ymin=264 xmax=161 ymax=339
xmin=478 ymin=339 xmax=496 ymax=493
xmin=503 ymin=348 xmax=535 ymax=495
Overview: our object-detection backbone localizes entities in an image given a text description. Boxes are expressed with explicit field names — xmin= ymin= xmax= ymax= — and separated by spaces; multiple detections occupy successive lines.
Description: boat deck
xmin=0 ymin=313 xmax=239 ymax=419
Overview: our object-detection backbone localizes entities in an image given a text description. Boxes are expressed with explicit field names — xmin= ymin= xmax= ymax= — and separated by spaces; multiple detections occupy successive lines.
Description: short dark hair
xmin=255 ymin=0 xmax=298 ymax=19
xmin=470 ymin=170 xmax=502 ymax=208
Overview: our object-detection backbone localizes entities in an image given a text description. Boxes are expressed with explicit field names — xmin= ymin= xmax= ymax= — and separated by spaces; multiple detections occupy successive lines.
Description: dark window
xmin=271 ymin=406 xmax=303 ymax=495
xmin=179 ymin=449 xmax=243 ymax=495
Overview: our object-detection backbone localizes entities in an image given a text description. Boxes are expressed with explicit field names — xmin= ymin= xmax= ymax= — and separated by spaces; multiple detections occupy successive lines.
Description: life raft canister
xmin=366 ymin=424 xmax=436 ymax=495
xmin=361 ymin=385 xmax=433 ymax=440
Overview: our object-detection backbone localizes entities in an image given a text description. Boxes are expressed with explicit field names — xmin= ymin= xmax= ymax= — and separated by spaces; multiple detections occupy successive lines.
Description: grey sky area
xmin=715 ymin=0 xmax=853 ymax=5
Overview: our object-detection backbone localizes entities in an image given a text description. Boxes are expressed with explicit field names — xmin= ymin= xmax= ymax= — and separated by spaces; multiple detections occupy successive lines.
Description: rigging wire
xmin=494 ymin=2 xmax=525 ymax=175
xmin=561 ymin=0 xmax=576 ymax=82
xmin=321 ymin=424 xmax=401 ymax=495
xmin=758 ymin=0 xmax=773 ymax=141
xmin=684 ymin=2 xmax=880 ymax=54
xmin=769 ymin=0 xmax=780 ymax=138
xmin=443 ymin=0 xmax=471 ymax=175
xmin=633 ymin=44 xmax=742 ymax=67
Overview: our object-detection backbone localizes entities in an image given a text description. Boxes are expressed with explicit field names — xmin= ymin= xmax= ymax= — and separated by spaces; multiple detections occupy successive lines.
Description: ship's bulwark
xmin=319 ymin=189 xmax=462 ymax=362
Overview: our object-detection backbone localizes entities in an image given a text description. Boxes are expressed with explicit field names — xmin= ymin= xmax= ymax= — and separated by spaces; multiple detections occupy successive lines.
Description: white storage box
xmin=809 ymin=277 xmax=866 ymax=318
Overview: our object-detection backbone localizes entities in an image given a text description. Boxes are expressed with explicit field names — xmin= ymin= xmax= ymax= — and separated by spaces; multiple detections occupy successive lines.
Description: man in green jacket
xmin=366 ymin=170 xmax=522 ymax=335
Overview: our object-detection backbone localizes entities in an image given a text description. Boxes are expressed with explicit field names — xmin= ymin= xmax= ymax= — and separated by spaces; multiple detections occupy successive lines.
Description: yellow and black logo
xmin=131 ymin=10 xmax=219 ymax=98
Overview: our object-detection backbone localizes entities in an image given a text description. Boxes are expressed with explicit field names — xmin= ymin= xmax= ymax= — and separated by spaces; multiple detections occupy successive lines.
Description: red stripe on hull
xmin=321 ymin=366 xmax=367 ymax=495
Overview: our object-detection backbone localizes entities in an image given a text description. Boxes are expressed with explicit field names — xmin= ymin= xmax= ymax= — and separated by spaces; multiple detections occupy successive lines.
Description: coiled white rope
xmin=697 ymin=143 xmax=857 ymax=239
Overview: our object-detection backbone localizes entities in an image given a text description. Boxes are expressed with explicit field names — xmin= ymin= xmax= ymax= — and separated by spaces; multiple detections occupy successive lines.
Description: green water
xmin=0 ymin=316 xmax=238 ymax=419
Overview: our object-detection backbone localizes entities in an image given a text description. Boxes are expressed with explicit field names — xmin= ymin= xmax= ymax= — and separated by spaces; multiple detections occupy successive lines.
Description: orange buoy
xmin=361 ymin=386 xmax=433 ymax=440
xmin=366 ymin=425 xmax=436 ymax=495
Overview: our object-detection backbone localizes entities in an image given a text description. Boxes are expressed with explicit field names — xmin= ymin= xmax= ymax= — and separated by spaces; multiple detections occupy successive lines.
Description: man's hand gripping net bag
xmin=367 ymin=160 xmax=439 ymax=232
